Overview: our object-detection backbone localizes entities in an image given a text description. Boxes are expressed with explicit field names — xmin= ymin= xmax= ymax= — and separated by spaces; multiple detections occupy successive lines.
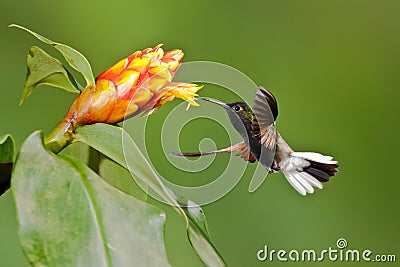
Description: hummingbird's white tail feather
xmin=282 ymin=170 xmax=322 ymax=195
xmin=291 ymin=152 xmax=337 ymax=165
xmin=299 ymin=172 xmax=324 ymax=189
xmin=280 ymin=152 xmax=338 ymax=196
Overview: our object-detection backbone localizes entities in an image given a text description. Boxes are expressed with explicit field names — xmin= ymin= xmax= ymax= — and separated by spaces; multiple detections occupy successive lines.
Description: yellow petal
xmin=98 ymin=58 xmax=127 ymax=81
xmin=127 ymin=57 xmax=151 ymax=72
xmin=141 ymin=72 xmax=171 ymax=93
xmin=160 ymin=83 xmax=203 ymax=106
xmin=89 ymin=80 xmax=117 ymax=122
xmin=149 ymin=64 xmax=169 ymax=75
xmin=132 ymin=88 xmax=154 ymax=107
xmin=106 ymin=100 xmax=138 ymax=123
xmin=115 ymin=70 xmax=140 ymax=97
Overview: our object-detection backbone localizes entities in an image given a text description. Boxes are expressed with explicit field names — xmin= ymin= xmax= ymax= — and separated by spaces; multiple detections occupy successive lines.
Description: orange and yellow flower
xmin=45 ymin=45 xmax=202 ymax=152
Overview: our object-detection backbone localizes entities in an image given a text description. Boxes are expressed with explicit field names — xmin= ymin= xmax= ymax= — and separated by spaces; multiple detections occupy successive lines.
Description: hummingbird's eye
xmin=234 ymin=106 xmax=241 ymax=112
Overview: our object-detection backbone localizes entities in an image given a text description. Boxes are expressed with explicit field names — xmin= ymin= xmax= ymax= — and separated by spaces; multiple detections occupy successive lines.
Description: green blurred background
xmin=1 ymin=0 xmax=399 ymax=266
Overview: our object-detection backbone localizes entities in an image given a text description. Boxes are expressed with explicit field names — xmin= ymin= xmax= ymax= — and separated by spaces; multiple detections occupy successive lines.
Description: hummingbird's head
xmin=226 ymin=102 xmax=254 ymax=122
xmin=201 ymin=98 xmax=253 ymax=140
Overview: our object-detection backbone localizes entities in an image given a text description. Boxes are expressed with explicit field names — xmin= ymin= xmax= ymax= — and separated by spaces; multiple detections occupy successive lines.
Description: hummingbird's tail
xmin=170 ymin=151 xmax=217 ymax=157
xmin=170 ymin=144 xmax=241 ymax=158
xmin=280 ymin=152 xmax=339 ymax=196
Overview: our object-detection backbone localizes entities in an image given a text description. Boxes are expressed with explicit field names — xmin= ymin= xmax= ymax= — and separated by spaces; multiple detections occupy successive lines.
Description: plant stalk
xmin=44 ymin=119 xmax=74 ymax=154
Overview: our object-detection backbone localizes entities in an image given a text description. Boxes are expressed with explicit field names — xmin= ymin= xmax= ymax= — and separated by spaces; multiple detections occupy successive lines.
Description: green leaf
xmin=75 ymin=123 xmax=227 ymax=267
xmin=184 ymin=201 xmax=225 ymax=267
xmin=10 ymin=24 xmax=95 ymax=87
xmin=61 ymin=142 xmax=100 ymax=172
xmin=62 ymin=141 xmax=148 ymax=201
xmin=60 ymin=141 xmax=91 ymax=164
xmin=12 ymin=131 xmax=170 ymax=267
xmin=0 ymin=134 xmax=15 ymax=164
xmin=99 ymin=156 xmax=148 ymax=201
xmin=0 ymin=134 xmax=15 ymax=195
xmin=75 ymin=124 xmax=173 ymax=204
xmin=20 ymin=46 xmax=79 ymax=105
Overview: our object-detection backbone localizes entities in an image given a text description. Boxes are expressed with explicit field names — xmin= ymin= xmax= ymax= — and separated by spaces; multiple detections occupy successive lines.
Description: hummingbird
xmin=171 ymin=87 xmax=339 ymax=195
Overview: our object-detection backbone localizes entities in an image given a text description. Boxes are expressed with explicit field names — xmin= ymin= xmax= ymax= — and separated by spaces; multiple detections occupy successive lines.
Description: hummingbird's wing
xmin=234 ymin=142 xmax=257 ymax=162
xmin=252 ymin=86 xmax=278 ymax=150
xmin=170 ymin=141 xmax=257 ymax=163
xmin=253 ymin=86 xmax=278 ymax=122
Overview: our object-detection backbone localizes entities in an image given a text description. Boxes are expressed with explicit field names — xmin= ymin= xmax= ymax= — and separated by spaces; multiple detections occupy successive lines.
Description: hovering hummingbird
xmin=171 ymin=87 xmax=339 ymax=195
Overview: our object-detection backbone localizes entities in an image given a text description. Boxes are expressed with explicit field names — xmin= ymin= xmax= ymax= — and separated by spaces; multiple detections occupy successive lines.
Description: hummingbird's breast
xmin=245 ymin=133 xmax=262 ymax=160
xmin=247 ymin=126 xmax=278 ymax=171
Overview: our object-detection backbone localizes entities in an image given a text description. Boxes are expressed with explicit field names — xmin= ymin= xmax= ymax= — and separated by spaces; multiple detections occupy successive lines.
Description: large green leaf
xmin=60 ymin=141 xmax=91 ymax=165
xmin=0 ymin=134 xmax=15 ymax=195
xmin=75 ymin=123 xmax=226 ymax=267
xmin=74 ymin=124 xmax=174 ymax=205
xmin=61 ymin=133 xmax=147 ymax=201
xmin=12 ymin=131 xmax=170 ymax=267
xmin=99 ymin=156 xmax=148 ymax=201
xmin=20 ymin=46 xmax=79 ymax=105
xmin=62 ymin=141 xmax=148 ymax=202
xmin=10 ymin=24 xmax=95 ymax=87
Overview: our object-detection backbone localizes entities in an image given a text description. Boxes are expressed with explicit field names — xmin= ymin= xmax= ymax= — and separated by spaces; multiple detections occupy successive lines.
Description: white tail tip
xmin=280 ymin=152 xmax=338 ymax=196
xmin=283 ymin=170 xmax=323 ymax=196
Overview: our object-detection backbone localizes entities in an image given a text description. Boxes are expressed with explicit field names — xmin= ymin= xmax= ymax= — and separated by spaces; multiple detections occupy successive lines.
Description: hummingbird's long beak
xmin=200 ymin=97 xmax=228 ymax=107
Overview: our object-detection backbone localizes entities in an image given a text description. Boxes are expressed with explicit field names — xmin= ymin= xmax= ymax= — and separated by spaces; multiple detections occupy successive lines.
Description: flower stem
xmin=44 ymin=120 xmax=74 ymax=153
